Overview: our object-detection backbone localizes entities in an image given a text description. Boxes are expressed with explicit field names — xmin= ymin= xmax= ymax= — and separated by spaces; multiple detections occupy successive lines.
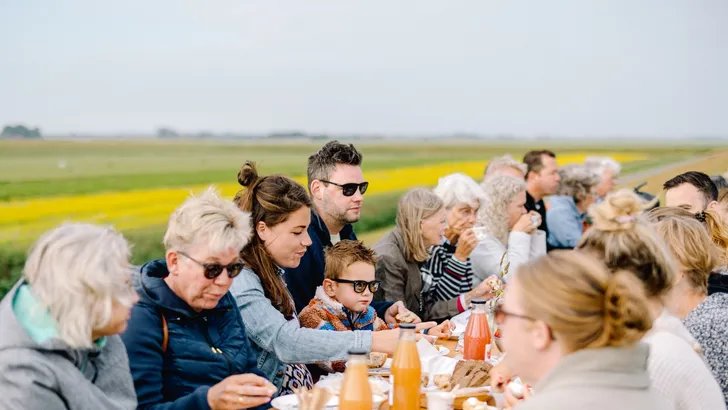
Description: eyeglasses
xmin=320 ymin=180 xmax=369 ymax=197
xmin=332 ymin=278 xmax=381 ymax=294
xmin=493 ymin=305 xmax=536 ymax=326
xmin=494 ymin=305 xmax=556 ymax=340
xmin=178 ymin=252 xmax=245 ymax=280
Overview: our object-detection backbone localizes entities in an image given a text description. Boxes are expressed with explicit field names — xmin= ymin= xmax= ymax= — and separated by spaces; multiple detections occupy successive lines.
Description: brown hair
xmin=522 ymin=150 xmax=556 ymax=180
xmin=518 ymin=251 xmax=652 ymax=352
xmin=648 ymin=206 xmax=728 ymax=265
xmin=234 ymin=161 xmax=312 ymax=318
xmin=324 ymin=240 xmax=378 ymax=280
xmin=652 ymin=216 xmax=719 ymax=294
xmin=396 ymin=188 xmax=444 ymax=263
xmin=576 ymin=189 xmax=677 ymax=299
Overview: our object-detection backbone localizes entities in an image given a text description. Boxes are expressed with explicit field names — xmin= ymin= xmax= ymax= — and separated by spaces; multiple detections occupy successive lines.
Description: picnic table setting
xmin=272 ymin=290 xmax=528 ymax=410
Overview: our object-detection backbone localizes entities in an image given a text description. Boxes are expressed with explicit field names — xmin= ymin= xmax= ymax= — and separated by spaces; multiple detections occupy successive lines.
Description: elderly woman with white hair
xmin=422 ymin=173 xmax=485 ymax=302
xmin=470 ymin=175 xmax=546 ymax=285
xmin=0 ymin=223 xmax=138 ymax=409
xmin=121 ymin=187 xmax=276 ymax=410
xmin=584 ymin=156 xmax=621 ymax=202
xmin=546 ymin=164 xmax=601 ymax=249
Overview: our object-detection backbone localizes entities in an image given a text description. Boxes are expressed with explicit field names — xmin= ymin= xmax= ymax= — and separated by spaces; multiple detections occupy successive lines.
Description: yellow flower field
xmin=0 ymin=152 xmax=645 ymax=244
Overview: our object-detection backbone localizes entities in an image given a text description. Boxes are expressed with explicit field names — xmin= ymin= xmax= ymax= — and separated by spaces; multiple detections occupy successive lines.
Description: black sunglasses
xmin=320 ymin=180 xmax=369 ymax=197
xmin=179 ymin=252 xmax=245 ymax=280
xmin=332 ymin=278 xmax=381 ymax=294
xmin=494 ymin=305 xmax=555 ymax=340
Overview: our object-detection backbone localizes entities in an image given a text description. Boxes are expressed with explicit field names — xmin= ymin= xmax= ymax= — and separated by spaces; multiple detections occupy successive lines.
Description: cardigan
xmin=373 ymin=227 xmax=462 ymax=322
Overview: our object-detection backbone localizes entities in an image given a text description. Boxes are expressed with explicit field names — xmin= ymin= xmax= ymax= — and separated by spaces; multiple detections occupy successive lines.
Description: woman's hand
xmin=489 ymin=361 xmax=514 ymax=393
xmin=207 ymin=374 xmax=276 ymax=410
xmin=384 ymin=301 xmax=422 ymax=325
xmin=454 ymin=229 xmax=478 ymax=261
xmin=464 ymin=280 xmax=494 ymax=306
xmin=512 ymin=212 xmax=540 ymax=234
xmin=426 ymin=320 xmax=455 ymax=340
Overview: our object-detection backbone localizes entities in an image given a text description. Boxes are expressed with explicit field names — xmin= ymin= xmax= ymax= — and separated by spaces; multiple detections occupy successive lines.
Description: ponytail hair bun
xmin=601 ymin=271 xmax=653 ymax=347
xmin=237 ymin=161 xmax=259 ymax=188
xmin=589 ymin=189 xmax=647 ymax=232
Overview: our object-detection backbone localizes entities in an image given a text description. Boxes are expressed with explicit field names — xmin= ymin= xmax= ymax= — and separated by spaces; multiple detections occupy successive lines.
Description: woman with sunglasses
xmin=374 ymin=188 xmax=495 ymax=322
xmin=229 ymin=162 xmax=439 ymax=395
xmin=576 ymin=189 xmax=725 ymax=410
xmin=495 ymin=251 xmax=667 ymax=410
xmin=122 ymin=188 xmax=277 ymax=410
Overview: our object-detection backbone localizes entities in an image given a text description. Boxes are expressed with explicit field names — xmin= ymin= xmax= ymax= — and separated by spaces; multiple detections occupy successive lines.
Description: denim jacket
xmin=229 ymin=267 xmax=373 ymax=391
xmin=546 ymin=195 xmax=585 ymax=249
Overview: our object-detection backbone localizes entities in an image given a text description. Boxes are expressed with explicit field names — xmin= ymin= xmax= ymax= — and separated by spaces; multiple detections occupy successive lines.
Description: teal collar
xmin=12 ymin=283 xmax=106 ymax=348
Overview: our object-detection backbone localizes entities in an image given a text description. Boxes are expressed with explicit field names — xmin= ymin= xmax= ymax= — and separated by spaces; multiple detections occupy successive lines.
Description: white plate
xmin=436 ymin=345 xmax=450 ymax=356
xmin=316 ymin=375 xmax=391 ymax=395
xmin=271 ymin=394 xmax=338 ymax=410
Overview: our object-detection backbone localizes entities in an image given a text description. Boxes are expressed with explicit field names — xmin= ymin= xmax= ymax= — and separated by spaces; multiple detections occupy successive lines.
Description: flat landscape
xmin=1 ymin=138 xmax=726 ymax=296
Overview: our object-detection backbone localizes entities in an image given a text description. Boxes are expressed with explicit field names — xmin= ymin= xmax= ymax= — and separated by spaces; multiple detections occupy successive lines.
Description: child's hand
xmin=426 ymin=320 xmax=455 ymax=340
xmin=384 ymin=301 xmax=422 ymax=325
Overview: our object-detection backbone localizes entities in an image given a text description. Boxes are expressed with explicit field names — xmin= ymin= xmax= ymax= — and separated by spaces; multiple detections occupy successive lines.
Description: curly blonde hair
xmin=477 ymin=175 xmax=527 ymax=245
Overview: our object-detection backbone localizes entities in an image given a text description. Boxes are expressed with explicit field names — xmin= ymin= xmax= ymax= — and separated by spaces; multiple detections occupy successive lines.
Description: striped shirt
xmin=420 ymin=239 xmax=473 ymax=302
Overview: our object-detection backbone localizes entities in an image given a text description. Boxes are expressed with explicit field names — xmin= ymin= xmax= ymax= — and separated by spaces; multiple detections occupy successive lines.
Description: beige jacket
xmin=516 ymin=344 xmax=673 ymax=410
xmin=373 ymin=227 xmax=460 ymax=322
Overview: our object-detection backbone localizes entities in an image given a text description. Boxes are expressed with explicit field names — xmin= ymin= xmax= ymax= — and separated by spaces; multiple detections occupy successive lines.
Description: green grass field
xmin=0 ymin=138 xmax=724 ymax=297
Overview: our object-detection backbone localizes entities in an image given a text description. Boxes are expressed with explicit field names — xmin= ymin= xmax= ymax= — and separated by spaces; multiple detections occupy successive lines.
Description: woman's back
xmin=643 ymin=313 xmax=725 ymax=410
xmin=515 ymin=344 xmax=671 ymax=410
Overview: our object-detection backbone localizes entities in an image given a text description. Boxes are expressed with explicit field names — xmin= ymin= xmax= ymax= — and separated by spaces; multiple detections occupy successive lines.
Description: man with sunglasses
xmin=285 ymin=141 xmax=418 ymax=324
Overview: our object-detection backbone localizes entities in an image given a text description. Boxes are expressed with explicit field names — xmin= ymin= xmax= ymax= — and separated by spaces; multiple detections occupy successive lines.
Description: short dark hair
xmin=663 ymin=171 xmax=718 ymax=206
xmin=523 ymin=150 xmax=556 ymax=180
xmin=307 ymin=141 xmax=363 ymax=190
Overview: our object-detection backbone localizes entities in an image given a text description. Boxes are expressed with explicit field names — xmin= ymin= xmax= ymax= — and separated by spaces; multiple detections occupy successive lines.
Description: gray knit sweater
xmin=684 ymin=293 xmax=728 ymax=406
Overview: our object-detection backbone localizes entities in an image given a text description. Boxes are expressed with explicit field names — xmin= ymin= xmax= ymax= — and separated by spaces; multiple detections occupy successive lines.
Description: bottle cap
xmin=400 ymin=323 xmax=416 ymax=329
xmin=347 ymin=349 xmax=369 ymax=356
xmin=472 ymin=299 xmax=486 ymax=304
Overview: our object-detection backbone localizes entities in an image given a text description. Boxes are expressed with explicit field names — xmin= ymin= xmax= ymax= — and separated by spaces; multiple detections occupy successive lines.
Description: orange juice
xmin=339 ymin=350 xmax=372 ymax=410
xmin=390 ymin=324 xmax=421 ymax=410
xmin=463 ymin=300 xmax=491 ymax=360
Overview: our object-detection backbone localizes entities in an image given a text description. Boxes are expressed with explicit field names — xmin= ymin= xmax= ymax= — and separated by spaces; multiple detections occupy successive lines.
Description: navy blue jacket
xmin=285 ymin=209 xmax=393 ymax=317
xmin=121 ymin=260 xmax=268 ymax=410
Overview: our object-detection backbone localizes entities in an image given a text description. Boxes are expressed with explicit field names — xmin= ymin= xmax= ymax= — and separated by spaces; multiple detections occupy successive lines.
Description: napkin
xmin=417 ymin=338 xmax=458 ymax=385
xmin=450 ymin=309 xmax=471 ymax=337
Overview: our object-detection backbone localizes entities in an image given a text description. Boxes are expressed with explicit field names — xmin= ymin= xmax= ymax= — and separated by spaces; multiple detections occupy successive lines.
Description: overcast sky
xmin=1 ymin=1 xmax=726 ymax=138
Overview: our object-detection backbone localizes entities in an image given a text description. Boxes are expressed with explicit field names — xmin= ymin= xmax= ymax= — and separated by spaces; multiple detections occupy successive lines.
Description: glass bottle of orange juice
xmin=390 ymin=323 xmax=421 ymax=410
xmin=463 ymin=299 xmax=491 ymax=360
xmin=339 ymin=349 xmax=372 ymax=410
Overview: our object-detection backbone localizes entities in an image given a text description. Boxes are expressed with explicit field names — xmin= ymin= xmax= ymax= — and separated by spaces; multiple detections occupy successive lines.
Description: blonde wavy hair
xmin=477 ymin=175 xmax=527 ymax=245
xmin=517 ymin=251 xmax=652 ymax=353
xmin=648 ymin=206 xmax=728 ymax=265
xmin=396 ymin=188 xmax=444 ymax=263
xmin=576 ymin=189 xmax=677 ymax=299
xmin=650 ymin=214 xmax=720 ymax=294
xmin=23 ymin=223 xmax=135 ymax=348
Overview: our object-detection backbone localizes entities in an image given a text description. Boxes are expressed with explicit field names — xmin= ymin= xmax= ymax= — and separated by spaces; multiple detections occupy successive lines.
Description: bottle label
xmin=389 ymin=375 xmax=394 ymax=407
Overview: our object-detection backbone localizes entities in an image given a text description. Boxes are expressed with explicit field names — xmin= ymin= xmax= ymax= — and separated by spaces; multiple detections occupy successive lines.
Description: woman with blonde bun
xmin=649 ymin=210 xmax=728 ymax=403
xmin=576 ymin=189 xmax=725 ymax=410
xmin=498 ymin=251 xmax=667 ymax=410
